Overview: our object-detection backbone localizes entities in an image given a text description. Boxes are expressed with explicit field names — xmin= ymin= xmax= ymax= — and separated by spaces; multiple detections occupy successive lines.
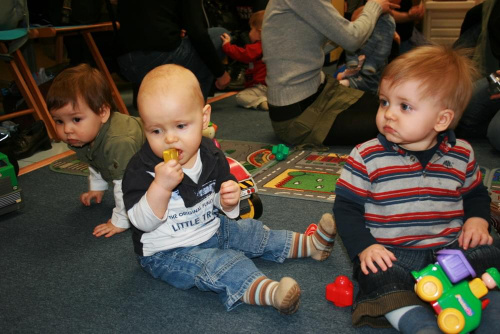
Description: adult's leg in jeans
xmin=179 ymin=27 xmax=229 ymax=100
xmin=345 ymin=51 xmax=360 ymax=68
xmin=346 ymin=15 xmax=394 ymax=94
xmin=347 ymin=70 xmax=381 ymax=95
xmin=361 ymin=13 xmax=395 ymax=73
xmin=117 ymin=51 xmax=174 ymax=86
xmin=323 ymin=92 xmax=379 ymax=145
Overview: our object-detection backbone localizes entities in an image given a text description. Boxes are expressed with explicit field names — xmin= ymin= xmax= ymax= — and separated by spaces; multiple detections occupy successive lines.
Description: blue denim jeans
xmin=346 ymin=13 xmax=395 ymax=94
xmin=118 ymin=27 xmax=228 ymax=100
xmin=138 ymin=215 xmax=292 ymax=311
xmin=352 ymin=242 xmax=500 ymax=325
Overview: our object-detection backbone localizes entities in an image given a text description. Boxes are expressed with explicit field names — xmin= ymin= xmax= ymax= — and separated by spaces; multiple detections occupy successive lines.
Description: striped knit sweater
xmin=334 ymin=131 xmax=490 ymax=259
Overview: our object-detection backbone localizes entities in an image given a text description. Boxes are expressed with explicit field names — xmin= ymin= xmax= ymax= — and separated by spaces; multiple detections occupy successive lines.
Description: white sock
xmin=385 ymin=305 xmax=419 ymax=331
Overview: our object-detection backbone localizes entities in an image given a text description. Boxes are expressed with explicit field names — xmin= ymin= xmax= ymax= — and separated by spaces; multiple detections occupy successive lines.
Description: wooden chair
xmin=0 ymin=22 xmax=129 ymax=142
xmin=35 ymin=22 xmax=128 ymax=116
xmin=0 ymin=28 xmax=58 ymax=140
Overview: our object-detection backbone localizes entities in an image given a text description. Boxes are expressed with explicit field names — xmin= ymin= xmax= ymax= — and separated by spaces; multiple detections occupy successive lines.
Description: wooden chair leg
xmin=82 ymin=31 xmax=128 ymax=115
xmin=12 ymin=49 xmax=58 ymax=140
xmin=0 ymin=42 xmax=59 ymax=141
xmin=55 ymin=35 xmax=65 ymax=63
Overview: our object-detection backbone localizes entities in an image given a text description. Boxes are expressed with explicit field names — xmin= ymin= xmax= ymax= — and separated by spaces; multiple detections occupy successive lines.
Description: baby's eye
xmin=401 ymin=103 xmax=412 ymax=112
xmin=54 ymin=119 xmax=63 ymax=125
xmin=379 ymin=99 xmax=389 ymax=107
xmin=152 ymin=129 xmax=161 ymax=134
xmin=177 ymin=124 xmax=186 ymax=129
xmin=73 ymin=117 xmax=81 ymax=123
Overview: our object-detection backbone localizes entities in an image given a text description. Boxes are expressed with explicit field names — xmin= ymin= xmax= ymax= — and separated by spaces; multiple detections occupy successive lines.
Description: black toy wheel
xmin=239 ymin=193 xmax=263 ymax=219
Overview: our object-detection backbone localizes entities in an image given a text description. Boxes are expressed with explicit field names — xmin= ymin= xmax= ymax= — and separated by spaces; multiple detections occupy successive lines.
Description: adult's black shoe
xmin=13 ymin=120 xmax=52 ymax=160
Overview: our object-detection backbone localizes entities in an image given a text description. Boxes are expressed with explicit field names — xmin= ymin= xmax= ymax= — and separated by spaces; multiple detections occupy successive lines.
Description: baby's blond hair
xmin=138 ymin=64 xmax=204 ymax=113
xmin=381 ymin=45 xmax=478 ymax=128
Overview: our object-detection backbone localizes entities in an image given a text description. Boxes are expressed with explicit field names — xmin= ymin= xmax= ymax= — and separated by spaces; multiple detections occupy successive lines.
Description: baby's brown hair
xmin=46 ymin=63 xmax=115 ymax=114
xmin=381 ymin=45 xmax=478 ymax=128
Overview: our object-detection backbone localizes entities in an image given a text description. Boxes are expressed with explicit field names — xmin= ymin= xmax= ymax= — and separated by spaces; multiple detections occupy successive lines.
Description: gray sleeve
xmin=287 ymin=0 xmax=383 ymax=52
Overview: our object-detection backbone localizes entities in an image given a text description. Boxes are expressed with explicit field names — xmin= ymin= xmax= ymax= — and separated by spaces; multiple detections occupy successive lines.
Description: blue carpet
xmin=2 ymin=94 xmax=498 ymax=333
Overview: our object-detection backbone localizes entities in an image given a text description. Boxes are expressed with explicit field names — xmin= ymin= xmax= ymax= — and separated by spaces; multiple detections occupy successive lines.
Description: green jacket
xmin=72 ymin=112 xmax=145 ymax=182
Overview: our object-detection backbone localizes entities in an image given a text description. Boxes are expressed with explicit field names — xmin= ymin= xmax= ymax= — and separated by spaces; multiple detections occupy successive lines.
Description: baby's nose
xmin=164 ymin=133 xmax=177 ymax=144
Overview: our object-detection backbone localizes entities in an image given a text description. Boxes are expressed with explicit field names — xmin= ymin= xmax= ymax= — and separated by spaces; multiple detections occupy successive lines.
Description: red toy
xmin=326 ymin=275 xmax=354 ymax=307
xmin=305 ymin=223 xmax=317 ymax=236
xmin=203 ymin=122 xmax=263 ymax=219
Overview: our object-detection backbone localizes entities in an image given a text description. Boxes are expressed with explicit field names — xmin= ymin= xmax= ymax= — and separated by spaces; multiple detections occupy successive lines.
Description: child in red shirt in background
xmin=221 ymin=10 xmax=268 ymax=111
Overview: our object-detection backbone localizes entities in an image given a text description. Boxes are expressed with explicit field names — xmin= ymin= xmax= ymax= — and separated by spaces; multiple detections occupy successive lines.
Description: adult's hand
xmin=408 ymin=3 xmax=425 ymax=21
xmin=372 ymin=0 xmax=400 ymax=13
xmin=215 ymin=71 xmax=231 ymax=90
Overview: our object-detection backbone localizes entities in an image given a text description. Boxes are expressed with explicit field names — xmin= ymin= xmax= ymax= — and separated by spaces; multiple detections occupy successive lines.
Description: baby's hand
xmin=359 ymin=244 xmax=397 ymax=275
xmin=220 ymin=180 xmax=240 ymax=211
xmin=80 ymin=190 xmax=105 ymax=206
xmin=153 ymin=159 xmax=184 ymax=192
xmin=220 ymin=33 xmax=231 ymax=45
xmin=459 ymin=217 xmax=493 ymax=250
xmin=93 ymin=219 xmax=128 ymax=238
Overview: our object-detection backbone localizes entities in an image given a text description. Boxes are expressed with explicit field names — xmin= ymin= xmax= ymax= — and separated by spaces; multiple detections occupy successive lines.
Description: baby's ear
xmin=202 ymin=104 xmax=211 ymax=129
xmin=99 ymin=104 xmax=111 ymax=124
xmin=435 ymin=109 xmax=454 ymax=132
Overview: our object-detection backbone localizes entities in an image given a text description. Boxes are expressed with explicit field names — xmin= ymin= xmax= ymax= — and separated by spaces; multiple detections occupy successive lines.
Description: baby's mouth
xmin=383 ymin=126 xmax=395 ymax=134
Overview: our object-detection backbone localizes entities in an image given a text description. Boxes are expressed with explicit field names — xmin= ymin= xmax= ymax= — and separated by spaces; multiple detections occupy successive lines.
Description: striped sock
xmin=242 ymin=276 xmax=278 ymax=306
xmin=242 ymin=276 xmax=301 ymax=314
xmin=288 ymin=213 xmax=336 ymax=261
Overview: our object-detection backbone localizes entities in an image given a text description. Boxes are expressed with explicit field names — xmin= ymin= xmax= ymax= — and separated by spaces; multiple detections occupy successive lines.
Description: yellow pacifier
xmin=163 ymin=148 xmax=179 ymax=162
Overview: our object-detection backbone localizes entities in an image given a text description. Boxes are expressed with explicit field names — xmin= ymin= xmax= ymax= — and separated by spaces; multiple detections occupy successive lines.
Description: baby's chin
xmin=67 ymin=140 xmax=86 ymax=147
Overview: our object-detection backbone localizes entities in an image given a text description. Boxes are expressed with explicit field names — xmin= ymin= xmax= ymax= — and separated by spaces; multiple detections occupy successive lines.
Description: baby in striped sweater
xmin=333 ymin=45 xmax=500 ymax=332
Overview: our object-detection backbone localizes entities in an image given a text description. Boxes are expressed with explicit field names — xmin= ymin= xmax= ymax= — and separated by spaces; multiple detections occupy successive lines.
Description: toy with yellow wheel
xmin=411 ymin=249 xmax=500 ymax=334
xmin=226 ymin=156 xmax=263 ymax=219
xmin=415 ymin=275 xmax=444 ymax=302
xmin=437 ymin=308 xmax=465 ymax=334
xmin=201 ymin=123 xmax=263 ymax=219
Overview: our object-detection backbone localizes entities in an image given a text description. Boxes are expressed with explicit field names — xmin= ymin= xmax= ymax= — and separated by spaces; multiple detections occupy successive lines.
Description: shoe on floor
xmin=13 ymin=120 xmax=52 ymax=159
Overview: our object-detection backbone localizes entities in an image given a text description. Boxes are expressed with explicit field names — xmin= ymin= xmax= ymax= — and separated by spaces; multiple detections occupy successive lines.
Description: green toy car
xmin=0 ymin=152 xmax=23 ymax=215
